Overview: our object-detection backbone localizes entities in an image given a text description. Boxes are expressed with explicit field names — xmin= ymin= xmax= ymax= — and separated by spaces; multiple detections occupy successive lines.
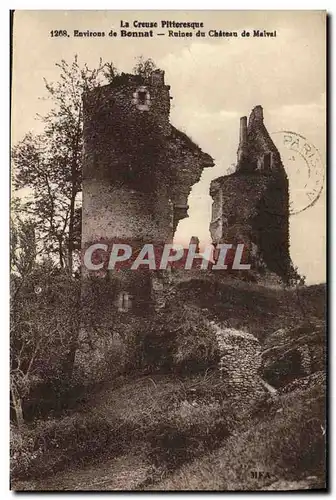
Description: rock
xmin=280 ymin=371 xmax=326 ymax=394
xmin=262 ymin=320 xmax=325 ymax=389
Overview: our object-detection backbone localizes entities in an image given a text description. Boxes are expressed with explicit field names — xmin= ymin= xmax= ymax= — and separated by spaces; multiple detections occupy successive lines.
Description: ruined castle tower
xmin=77 ymin=69 xmax=213 ymax=379
xmin=81 ymin=69 xmax=213 ymax=316
xmin=82 ymin=70 xmax=172 ymax=251
xmin=210 ymin=106 xmax=291 ymax=281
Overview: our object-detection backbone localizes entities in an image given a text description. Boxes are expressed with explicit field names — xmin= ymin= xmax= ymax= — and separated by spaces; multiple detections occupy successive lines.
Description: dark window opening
xmin=117 ymin=291 xmax=133 ymax=312
xmin=138 ymin=91 xmax=147 ymax=105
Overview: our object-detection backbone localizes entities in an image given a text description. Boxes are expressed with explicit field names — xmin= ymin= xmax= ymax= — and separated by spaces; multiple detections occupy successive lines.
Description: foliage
xmin=11 ymin=412 xmax=134 ymax=480
xmin=11 ymin=217 xmax=81 ymax=427
xmin=150 ymin=381 xmax=326 ymax=490
xmin=174 ymin=277 xmax=325 ymax=342
xmin=138 ymin=304 xmax=219 ymax=373
xmin=287 ymin=263 xmax=306 ymax=287
xmin=146 ymin=399 xmax=231 ymax=469
xmin=11 ymin=371 xmax=233 ymax=482
xmin=12 ymin=56 xmax=117 ymax=272
xmin=133 ymin=56 xmax=157 ymax=78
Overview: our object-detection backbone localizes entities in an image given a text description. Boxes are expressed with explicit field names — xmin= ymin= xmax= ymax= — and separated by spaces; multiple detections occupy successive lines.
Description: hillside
xmin=11 ymin=280 xmax=327 ymax=491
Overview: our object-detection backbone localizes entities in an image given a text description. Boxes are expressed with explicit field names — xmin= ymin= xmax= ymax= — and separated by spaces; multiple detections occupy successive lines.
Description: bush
xmin=139 ymin=305 xmax=219 ymax=374
xmin=11 ymin=370 xmax=234 ymax=482
xmin=11 ymin=263 xmax=81 ymax=424
xmin=11 ymin=425 xmax=42 ymax=479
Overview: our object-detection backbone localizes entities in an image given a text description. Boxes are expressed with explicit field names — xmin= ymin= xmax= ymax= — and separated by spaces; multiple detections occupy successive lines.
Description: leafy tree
xmin=133 ymin=56 xmax=157 ymax=78
xmin=12 ymin=56 xmax=118 ymax=273
xmin=10 ymin=56 xmax=160 ymax=426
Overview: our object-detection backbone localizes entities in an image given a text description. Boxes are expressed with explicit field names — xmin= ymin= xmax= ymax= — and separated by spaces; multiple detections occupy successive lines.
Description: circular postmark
xmin=271 ymin=131 xmax=325 ymax=215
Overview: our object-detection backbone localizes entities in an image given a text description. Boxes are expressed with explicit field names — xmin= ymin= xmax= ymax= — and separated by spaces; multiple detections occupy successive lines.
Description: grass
xmin=174 ymin=276 xmax=325 ymax=341
xmin=11 ymin=282 xmax=326 ymax=490
xmin=148 ymin=377 xmax=326 ymax=491
xmin=11 ymin=371 xmax=235 ymax=482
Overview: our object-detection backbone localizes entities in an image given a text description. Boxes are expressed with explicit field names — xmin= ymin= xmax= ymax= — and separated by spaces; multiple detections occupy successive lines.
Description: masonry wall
xmin=210 ymin=172 xmax=290 ymax=279
xmin=77 ymin=72 xmax=214 ymax=379
xmin=82 ymin=72 xmax=173 ymax=249
xmin=167 ymin=127 xmax=214 ymax=232
xmin=82 ymin=73 xmax=213 ymax=252
xmin=210 ymin=106 xmax=291 ymax=281
xmin=213 ymin=324 xmax=266 ymax=417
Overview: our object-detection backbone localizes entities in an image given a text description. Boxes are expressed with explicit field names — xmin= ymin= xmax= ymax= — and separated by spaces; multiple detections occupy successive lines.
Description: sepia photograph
xmin=10 ymin=10 xmax=327 ymax=491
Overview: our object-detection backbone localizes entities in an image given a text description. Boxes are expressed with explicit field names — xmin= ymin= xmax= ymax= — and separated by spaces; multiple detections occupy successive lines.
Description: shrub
xmin=139 ymin=305 xmax=219 ymax=374
xmin=11 ymin=261 xmax=81 ymax=424
xmin=11 ymin=425 xmax=43 ymax=479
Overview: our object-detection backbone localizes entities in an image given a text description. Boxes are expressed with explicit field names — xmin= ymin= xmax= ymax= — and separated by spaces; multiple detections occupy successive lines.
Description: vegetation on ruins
xmin=10 ymin=212 xmax=81 ymax=428
xmin=10 ymin=55 xmax=158 ymax=426
xmin=12 ymin=56 xmax=117 ymax=273
xmin=11 ymin=55 xmax=325 ymax=491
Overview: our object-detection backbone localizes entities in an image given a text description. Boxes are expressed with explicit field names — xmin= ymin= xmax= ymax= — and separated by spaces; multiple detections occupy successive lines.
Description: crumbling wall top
xmin=236 ymin=105 xmax=286 ymax=175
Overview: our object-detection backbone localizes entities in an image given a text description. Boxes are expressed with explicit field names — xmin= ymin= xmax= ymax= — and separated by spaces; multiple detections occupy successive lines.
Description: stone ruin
xmin=210 ymin=105 xmax=291 ymax=282
xmin=81 ymin=69 xmax=213 ymax=311
xmin=76 ymin=70 xmax=214 ymax=377
xmin=76 ymin=70 xmax=293 ymax=389
xmin=212 ymin=324 xmax=267 ymax=413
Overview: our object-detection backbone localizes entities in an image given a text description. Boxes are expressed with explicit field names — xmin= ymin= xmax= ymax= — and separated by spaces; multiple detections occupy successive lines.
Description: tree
xmin=10 ymin=56 xmax=160 ymax=420
xmin=288 ymin=264 xmax=306 ymax=287
xmin=11 ymin=216 xmax=81 ymax=428
xmin=133 ymin=56 xmax=157 ymax=78
xmin=12 ymin=56 xmax=118 ymax=273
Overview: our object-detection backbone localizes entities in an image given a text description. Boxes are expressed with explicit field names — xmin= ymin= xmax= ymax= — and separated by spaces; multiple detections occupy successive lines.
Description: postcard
xmin=10 ymin=10 xmax=326 ymax=491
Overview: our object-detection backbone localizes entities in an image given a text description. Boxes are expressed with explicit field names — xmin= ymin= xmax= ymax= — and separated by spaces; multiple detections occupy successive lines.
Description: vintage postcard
xmin=10 ymin=10 xmax=327 ymax=491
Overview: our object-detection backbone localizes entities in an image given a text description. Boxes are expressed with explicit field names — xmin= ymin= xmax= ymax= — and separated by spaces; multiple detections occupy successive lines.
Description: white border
xmin=2 ymin=2 xmax=333 ymax=498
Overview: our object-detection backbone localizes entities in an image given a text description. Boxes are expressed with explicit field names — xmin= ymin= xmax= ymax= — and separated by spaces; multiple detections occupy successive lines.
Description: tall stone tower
xmin=79 ymin=69 xmax=213 ymax=374
xmin=82 ymin=69 xmax=213 ymax=294
xmin=82 ymin=70 xmax=173 ymax=251
xmin=210 ymin=105 xmax=291 ymax=281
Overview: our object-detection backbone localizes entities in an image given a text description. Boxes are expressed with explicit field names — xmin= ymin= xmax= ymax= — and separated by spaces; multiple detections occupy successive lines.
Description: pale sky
xmin=12 ymin=10 xmax=326 ymax=284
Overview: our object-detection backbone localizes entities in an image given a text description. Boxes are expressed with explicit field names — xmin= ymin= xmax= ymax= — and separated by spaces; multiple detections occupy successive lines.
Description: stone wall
xmin=82 ymin=69 xmax=213 ymax=289
xmin=214 ymin=326 xmax=262 ymax=391
xmin=210 ymin=105 xmax=290 ymax=281
xmin=82 ymin=70 xmax=213 ymax=259
xmin=262 ymin=320 xmax=326 ymax=388
xmin=82 ymin=71 xmax=173 ymax=252
xmin=77 ymin=70 xmax=213 ymax=378
xmin=212 ymin=324 xmax=266 ymax=414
